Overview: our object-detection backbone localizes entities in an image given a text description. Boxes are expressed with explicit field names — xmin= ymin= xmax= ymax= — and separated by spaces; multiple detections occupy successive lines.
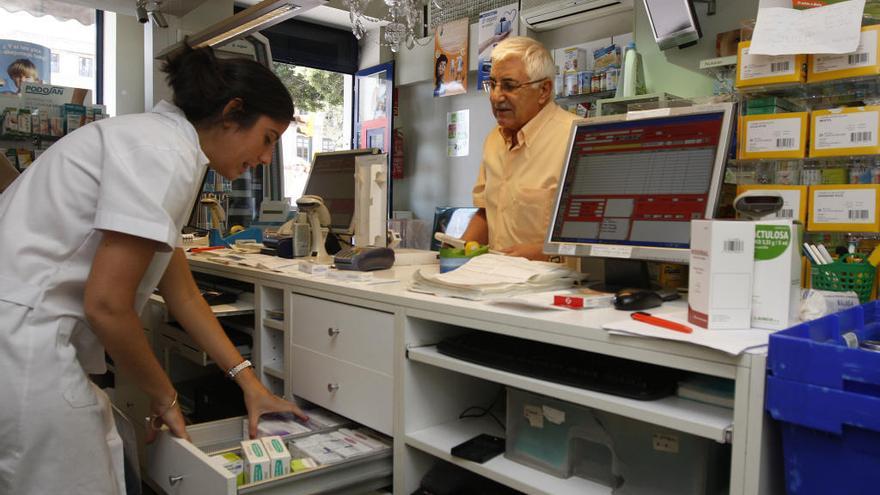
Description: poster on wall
xmin=0 ymin=40 xmax=50 ymax=94
xmin=434 ymin=19 xmax=468 ymax=97
xmin=477 ymin=4 xmax=519 ymax=91
xmin=447 ymin=109 xmax=469 ymax=157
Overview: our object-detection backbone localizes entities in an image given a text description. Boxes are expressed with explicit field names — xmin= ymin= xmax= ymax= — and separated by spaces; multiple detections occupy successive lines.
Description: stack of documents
xmin=409 ymin=254 xmax=584 ymax=300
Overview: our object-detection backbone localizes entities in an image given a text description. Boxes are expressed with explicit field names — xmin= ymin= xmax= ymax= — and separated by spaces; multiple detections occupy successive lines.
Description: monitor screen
xmin=302 ymin=149 xmax=377 ymax=234
xmin=546 ymin=103 xmax=734 ymax=264
xmin=643 ymin=0 xmax=701 ymax=50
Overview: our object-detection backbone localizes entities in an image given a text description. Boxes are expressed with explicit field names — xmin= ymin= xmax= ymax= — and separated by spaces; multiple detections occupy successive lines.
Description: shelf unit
xmin=408 ymin=346 xmax=733 ymax=442
xmin=256 ymin=284 xmax=289 ymax=398
xmin=555 ymin=89 xmax=616 ymax=106
xmin=406 ymin=416 xmax=612 ymax=495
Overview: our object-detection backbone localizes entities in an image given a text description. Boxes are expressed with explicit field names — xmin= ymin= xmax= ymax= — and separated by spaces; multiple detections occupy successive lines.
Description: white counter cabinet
xmin=139 ymin=256 xmax=783 ymax=495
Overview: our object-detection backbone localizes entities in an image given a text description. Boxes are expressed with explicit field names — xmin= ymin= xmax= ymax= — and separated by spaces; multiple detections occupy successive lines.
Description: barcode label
xmin=776 ymin=138 xmax=794 ymax=148
xmin=848 ymin=53 xmax=869 ymax=65
xmin=776 ymin=209 xmax=794 ymax=218
xmin=723 ymin=239 xmax=744 ymax=253
xmin=849 ymin=209 xmax=870 ymax=219
xmin=851 ymin=131 xmax=873 ymax=143
xmin=770 ymin=61 xmax=790 ymax=72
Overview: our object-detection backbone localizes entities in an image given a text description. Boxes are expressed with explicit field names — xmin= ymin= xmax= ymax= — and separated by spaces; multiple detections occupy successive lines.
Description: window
xmin=296 ymin=135 xmax=310 ymax=159
xmin=274 ymin=62 xmax=353 ymax=201
xmin=78 ymin=56 xmax=93 ymax=77
xmin=0 ymin=6 xmax=99 ymax=103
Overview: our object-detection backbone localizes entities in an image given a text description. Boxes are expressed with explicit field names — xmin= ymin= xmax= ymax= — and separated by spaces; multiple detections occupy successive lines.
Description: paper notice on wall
xmin=447 ymin=109 xmax=469 ymax=157
xmin=750 ymin=0 xmax=865 ymax=55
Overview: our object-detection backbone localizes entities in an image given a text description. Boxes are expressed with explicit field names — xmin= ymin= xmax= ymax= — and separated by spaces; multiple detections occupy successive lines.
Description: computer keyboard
xmin=436 ymin=332 xmax=682 ymax=400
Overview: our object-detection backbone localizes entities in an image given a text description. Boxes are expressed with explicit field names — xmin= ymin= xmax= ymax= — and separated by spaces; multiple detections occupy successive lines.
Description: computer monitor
xmin=302 ymin=149 xmax=379 ymax=235
xmin=643 ymin=0 xmax=702 ymax=50
xmin=545 ymin=102 xmax=735 ymax=271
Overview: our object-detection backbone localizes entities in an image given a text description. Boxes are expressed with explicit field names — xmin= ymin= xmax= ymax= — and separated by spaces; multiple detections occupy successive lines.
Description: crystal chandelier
xmin=344 ymin=0 xmax=429 ymax=52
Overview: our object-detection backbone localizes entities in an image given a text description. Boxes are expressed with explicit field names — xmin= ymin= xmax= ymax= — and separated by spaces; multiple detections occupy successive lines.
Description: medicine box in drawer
xmin=505 ymin=388 xmax=729 ymax=495
xmin=147 ymin=415 xmax=391 ymax=495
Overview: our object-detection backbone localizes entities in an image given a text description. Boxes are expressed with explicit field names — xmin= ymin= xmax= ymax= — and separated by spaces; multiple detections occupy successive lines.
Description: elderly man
xmin=461 ymin=36 xmax=577 ymax=261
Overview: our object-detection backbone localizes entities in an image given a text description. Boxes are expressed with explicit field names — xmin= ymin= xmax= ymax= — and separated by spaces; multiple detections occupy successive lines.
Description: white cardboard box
xmin=751 ymin=220 xmax=802 ymax=330
xmin=688 ymin=220 xmax=756 ymax=329
xmin=240 ymin=439 xmax=271 ymax=483
xmin=261 ymin=435 xmax=292 ymax=477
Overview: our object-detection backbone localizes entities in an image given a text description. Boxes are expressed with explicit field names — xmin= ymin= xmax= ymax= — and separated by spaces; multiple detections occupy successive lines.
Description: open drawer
xmin=146 ymin=416 xmax=392 ymax=495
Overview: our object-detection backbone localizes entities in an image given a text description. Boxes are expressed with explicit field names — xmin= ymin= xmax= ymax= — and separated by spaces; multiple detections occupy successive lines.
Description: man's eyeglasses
xmin=481 ymin=78 xmax=548 ymax=94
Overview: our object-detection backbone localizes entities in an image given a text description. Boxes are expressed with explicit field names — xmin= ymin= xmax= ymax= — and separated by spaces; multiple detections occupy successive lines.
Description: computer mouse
xmin=613 ymin=288 xmax=663 ymax=311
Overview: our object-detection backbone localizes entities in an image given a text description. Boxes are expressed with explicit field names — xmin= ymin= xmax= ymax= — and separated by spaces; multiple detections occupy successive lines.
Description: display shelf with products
xmin=555 ymin=89 xmax=616 ymax=106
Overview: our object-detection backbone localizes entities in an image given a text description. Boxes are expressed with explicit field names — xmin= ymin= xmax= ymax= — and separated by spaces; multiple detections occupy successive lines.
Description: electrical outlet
xmin=652 ymin=433 xmax=679 ymax=453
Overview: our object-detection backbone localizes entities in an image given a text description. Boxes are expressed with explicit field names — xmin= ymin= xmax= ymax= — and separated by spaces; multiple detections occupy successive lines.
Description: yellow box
xmin=808 ymin=25 xmax=880 ymax=83
xmin=808 ymin=184 xmax=880 ymax=232
xmin=737 ymin=184 xmax=809 ymax=224
xmin=739 ymin=112 xmax=809 ymax=159
xmin=810 ymin=106 xmax=880 ymax=157
xmin=736 ymin=41 xmax=806 ymax=88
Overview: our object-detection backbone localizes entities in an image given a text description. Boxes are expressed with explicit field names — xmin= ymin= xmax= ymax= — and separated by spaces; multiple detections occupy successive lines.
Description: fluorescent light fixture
xmin=158 ymin=0 xmax=324 ymax=59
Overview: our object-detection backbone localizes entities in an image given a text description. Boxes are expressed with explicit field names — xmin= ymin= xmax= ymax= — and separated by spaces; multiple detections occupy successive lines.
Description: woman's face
xmin=436 ymin=60 xmax=447 ymax=81
xmin=208 ymin=115 xmax=289 ymax=180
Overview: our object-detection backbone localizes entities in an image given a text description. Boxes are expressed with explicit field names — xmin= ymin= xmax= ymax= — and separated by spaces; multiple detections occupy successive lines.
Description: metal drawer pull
xmin=169 ymin=475 xmax=184 ymax=485
xmin=327 ymin=327 xmax=340 ymax=337
xmin=327 ymin=383 xmax=339 ymax=392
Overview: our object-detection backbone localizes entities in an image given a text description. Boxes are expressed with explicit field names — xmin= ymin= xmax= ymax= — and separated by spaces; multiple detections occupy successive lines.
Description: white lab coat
xmin=0 ymin=101 xmax=208 ymax=494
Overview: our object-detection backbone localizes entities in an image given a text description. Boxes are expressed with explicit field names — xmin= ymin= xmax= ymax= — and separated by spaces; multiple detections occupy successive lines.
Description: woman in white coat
xmin=0 ymin=46 xmax=307 ymax=494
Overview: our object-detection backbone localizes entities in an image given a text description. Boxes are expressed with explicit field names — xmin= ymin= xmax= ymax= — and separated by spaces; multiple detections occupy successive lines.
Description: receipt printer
xmin=334 ymin=247 xmax=395 ymax=271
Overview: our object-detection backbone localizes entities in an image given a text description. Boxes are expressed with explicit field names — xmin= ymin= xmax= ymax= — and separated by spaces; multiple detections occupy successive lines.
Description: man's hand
xmin=500 ymin=243 xmax=549 ymax=261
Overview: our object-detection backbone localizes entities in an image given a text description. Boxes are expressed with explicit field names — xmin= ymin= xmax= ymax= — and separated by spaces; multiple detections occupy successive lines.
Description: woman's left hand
xmin=243 ymin=381 xmax=309 ymax=439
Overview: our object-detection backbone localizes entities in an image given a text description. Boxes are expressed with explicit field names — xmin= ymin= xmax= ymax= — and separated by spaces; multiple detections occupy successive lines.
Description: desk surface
xmin=187 ymin=255 xmax=762 ymax=377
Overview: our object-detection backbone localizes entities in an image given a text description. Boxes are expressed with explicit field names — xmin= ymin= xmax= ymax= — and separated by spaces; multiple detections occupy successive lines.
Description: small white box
xmin=751 ymin=220 xmax=802 ymax=330
xmin=562 ymin=47 xmax=588 ymax=73
xmin=261 ymin=435 xmax=292 ymax=477
xmin=240 ymin=439 xmax=271 ymax=483
xmin=210 ymin=452 xmax=245 ymax=486
xmin=688 ymin=220 xmax=756 ymax=330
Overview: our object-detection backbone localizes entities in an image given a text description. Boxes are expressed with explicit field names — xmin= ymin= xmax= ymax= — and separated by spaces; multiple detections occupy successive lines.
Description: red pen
xmin=631 ymin=311 xmax=693 ymax=334
xmin=189 ymin=245 xmax=226 ymax=253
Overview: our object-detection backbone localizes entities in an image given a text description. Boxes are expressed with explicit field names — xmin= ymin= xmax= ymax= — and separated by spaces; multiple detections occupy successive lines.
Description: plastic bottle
xmin=617 ymin=42 xmax=646 ymax=98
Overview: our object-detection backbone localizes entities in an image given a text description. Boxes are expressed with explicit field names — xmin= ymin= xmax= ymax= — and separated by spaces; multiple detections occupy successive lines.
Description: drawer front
xmin=291 ymin=294 xmax=393 ymax=376
xmin=146 ymin=417 xmax=392 ymax=495
xmin=158 ymin=325 xmax=211 ymax=367
xmin=291 ymin=345 xmax=393 ymax=436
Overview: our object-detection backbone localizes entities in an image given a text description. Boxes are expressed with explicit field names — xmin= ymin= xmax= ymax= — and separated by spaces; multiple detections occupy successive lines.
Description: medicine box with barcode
xmin=736 ymin=41 xmax=806 ymax=88
xmin=807 ymin=184 xmax=880 ymax=233
xmin=808 ymin=25 xmax=880 ymax=82
xmin=810 ymin=106 xmax=880 ymax=157
xmin=688 ymin=220 xmax=756 ymax=330
xmin=736 ymin=184 xmax=808 ymax=224
xmin=739 ymin=112 xmax=808 ymax=159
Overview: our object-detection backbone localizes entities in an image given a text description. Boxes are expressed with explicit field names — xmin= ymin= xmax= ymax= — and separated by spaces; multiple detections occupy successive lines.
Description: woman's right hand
xmin=145 ymin=397 xmax=191 ymax=444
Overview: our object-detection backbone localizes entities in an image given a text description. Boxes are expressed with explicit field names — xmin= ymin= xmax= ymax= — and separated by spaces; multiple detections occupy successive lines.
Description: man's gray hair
xmin=490 ymin=36 xmax=556 ymax=81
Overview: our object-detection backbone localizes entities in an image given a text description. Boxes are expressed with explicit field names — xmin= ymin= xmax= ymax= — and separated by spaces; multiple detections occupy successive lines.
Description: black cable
xmin=457 ymin=386 xmax=506 ymax=432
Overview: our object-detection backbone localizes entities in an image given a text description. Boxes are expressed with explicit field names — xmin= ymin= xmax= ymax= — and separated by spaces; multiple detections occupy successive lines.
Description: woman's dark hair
xmin=434 ymin=54 xmax=448 ymax=90
xmin=161 ymin=45 xmax=293 ymax=128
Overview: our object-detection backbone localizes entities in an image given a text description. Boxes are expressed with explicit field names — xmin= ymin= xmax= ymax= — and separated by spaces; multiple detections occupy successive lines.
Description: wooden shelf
xmin=408 ymin=346 xmax=733 ymax=442
xmin=406 ymin=416 xmax=612 ymax=495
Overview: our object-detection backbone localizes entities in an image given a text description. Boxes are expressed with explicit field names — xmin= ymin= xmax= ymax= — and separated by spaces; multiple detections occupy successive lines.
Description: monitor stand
xmin=586 ymin=258 xmax=652 ymax=293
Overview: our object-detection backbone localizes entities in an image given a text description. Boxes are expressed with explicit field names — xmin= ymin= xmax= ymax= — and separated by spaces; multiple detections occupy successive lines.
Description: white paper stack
xmin=409 ymin=254 xmax=584 ymax=300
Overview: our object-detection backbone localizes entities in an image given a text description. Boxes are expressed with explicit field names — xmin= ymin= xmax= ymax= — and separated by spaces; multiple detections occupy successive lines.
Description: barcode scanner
xmin=733 ymin=190 xmax=785 ymax=220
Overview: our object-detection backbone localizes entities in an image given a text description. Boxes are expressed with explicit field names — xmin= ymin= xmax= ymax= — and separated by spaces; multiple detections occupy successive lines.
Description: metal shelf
xmin=555 ymin=90 xmax=617 ymax=106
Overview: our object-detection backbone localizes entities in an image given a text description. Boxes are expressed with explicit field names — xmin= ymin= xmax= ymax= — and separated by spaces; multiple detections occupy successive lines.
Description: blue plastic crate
xmin=766 ymin=376 xmax=880 ymax=495
xmin=768 ymin=300 xmax=880 ymax=391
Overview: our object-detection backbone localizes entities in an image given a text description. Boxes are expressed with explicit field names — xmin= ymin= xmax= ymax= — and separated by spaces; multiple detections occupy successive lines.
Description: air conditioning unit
xmin=522 ymin=0 xmax=634 ymax=32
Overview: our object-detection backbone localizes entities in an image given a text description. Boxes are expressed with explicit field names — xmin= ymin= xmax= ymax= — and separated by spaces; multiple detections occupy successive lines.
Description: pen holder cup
xmin=438 ymin=245 xmax=489 ymax=273
xmin=811 ymin=254 xmax=876 ymax=304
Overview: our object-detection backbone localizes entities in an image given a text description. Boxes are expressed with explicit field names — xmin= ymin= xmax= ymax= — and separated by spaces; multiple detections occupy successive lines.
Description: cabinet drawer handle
xmin=169 ymin=475 xmax=184 ymax=486
xmin=327 ymin=327 xmax=340 ymax=337
xmin=327 ymin=383 xmax=339 ymax=393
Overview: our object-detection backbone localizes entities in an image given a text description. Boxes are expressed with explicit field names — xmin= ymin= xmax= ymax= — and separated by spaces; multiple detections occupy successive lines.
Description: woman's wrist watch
xmin=226 ymin=359 xmax=254 ymax=380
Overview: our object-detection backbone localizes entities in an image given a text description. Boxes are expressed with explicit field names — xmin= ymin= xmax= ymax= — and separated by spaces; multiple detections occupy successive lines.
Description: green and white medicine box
xmin=261 ymin=435 xmax=292 ymax=477
xmin=751 ymin=220 xmax=802 ymax=330
xmin=211 ymin=452 xmax=245 ymax=486
xmin=240 ymin=439 xmax=271 ymax=483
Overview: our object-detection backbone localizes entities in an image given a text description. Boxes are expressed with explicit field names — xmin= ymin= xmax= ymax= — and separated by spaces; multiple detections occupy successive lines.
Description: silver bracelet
xmin=226 ymin=359 xmax=254 ymax=380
